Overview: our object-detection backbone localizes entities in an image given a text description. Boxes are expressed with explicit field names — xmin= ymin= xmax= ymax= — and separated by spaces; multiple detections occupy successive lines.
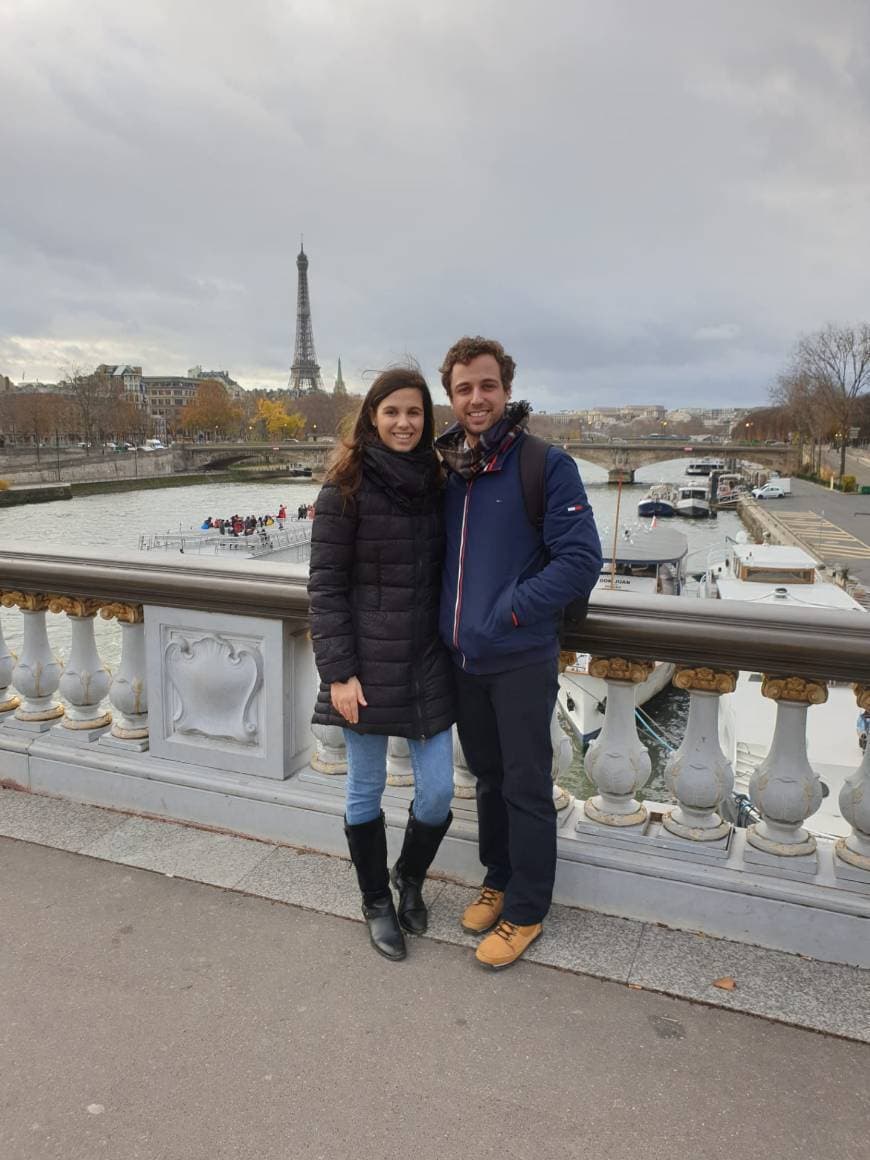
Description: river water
xmin=0 ymin=457 xmax=743 ymax=800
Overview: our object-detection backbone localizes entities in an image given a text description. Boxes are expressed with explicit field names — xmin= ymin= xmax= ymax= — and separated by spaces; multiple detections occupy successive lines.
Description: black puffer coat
xmin=308 ymin=444 xmax=455 ymax=738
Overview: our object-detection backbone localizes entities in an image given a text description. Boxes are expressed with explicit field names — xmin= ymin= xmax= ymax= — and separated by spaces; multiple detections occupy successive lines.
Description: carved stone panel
xmin=146 ymin=606 xmax=312 ymax=780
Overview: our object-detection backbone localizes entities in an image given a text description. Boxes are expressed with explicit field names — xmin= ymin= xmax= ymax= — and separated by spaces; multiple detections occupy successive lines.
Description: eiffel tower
xmin=288 ymin=241 xmax=323 ymax=393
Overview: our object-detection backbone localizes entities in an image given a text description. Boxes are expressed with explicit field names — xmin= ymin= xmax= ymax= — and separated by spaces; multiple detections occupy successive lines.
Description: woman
xmin=308 ymin=366 xmax=455 ymax=962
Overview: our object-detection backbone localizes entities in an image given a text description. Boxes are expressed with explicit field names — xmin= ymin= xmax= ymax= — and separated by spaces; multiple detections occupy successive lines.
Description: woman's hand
xmin=331 ymin=677 xmax=368 ymax=725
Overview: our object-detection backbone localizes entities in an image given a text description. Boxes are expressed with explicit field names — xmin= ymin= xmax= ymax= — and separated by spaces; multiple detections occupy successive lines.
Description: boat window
xmin=737 ymin=565 xmax=815 ymax=584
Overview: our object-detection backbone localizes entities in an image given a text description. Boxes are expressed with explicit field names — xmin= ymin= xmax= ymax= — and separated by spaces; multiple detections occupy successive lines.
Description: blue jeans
xmin=343 ymin=728 xmax=455 ymax=826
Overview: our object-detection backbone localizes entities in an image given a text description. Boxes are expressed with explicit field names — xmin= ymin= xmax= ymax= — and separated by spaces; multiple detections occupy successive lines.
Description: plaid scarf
xmin=436 ymin=400 xmax=531 ymax=481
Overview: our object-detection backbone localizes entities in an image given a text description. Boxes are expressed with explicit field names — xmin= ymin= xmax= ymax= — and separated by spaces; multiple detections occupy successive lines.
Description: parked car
xmin=752 ymin=480 xmax=791 ymax=500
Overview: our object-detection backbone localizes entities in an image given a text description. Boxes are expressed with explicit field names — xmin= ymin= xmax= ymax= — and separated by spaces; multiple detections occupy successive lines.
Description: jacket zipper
xmin=452 ymin=479 xmax=474 ymax=669
xmin=412 ymin=514 xmax=426 ymax=737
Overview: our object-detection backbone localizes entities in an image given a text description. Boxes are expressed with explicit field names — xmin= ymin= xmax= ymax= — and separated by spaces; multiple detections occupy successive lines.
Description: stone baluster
xmin=452 ymin=712 xmax=575 ymax=810
xmin=49 ymin=597 xmax=112 ymax=734
xmin=0 ymin=592 xmax=64 ymax=725
xmin=386 ymin=737 xmax=414 ymax=786
xmin=835 ymin=684 xmax=870 ymax=872
xmin=747 ymin=675 xmax=826 ymax=856
xmin=310 ymin=723 xmax=348 ymax=774
xmin=582 ymin=657 xmax=654 ymax=826
xmin=551 ymin=707 xmax=575 ymax=813
xmin=0 ymin=609 xmax=20 ymax=715
xmin=663 ymin=667 xmax=736 ymax=841
xmin=98 ymin=603 xmax=149 ymax=748
xmin=452 ymin=728 xmax=476 ymax=798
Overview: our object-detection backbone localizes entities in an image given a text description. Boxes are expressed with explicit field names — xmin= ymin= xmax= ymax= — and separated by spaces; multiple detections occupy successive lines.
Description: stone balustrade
xmin=2 ymin=542 xmax=870 ymax=968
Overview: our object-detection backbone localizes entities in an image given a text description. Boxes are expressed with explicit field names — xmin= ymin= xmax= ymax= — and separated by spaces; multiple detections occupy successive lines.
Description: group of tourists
xmin=308 ymin=335 xmax=602 ymax=970
xmin=296 ymin=503 xmax=315 ymax=520
xmin=201 ymin=512 xmax=285 ymax=535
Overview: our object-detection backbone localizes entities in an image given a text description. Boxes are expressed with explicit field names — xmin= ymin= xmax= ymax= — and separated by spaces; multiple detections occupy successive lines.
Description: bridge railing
xmin=1 ymin=542 xmax=869 ymax=966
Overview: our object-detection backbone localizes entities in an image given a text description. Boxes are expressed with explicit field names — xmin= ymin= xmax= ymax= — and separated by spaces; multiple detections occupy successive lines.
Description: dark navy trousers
xmin=453 ymin=657 xmax=559 ymax=925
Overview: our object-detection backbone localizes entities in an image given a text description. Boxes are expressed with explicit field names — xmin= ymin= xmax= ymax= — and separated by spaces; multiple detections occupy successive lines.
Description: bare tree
xmin=792 ymin=324 xmax=870 ymax=481
xmin=59 ymin=365 xmax=113 ymax=455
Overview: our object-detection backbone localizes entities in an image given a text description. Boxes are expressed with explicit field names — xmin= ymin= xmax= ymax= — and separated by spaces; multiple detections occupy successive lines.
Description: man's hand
xmin=331 ymin=677 xmax=368 ymax=725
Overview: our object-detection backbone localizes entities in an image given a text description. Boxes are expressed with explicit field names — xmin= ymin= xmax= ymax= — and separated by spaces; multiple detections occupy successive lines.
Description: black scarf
xmin=362 ymin=442 xmax=440 ymax=513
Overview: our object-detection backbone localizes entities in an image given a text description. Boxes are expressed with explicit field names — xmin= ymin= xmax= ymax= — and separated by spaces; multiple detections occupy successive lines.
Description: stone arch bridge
xmin=178 ymin=442 xmax=332 ymax=472
xmin=560 ymin=441 xmax=799 ymax=483
xmin=178 ymin=439 xmax=798 ymax=484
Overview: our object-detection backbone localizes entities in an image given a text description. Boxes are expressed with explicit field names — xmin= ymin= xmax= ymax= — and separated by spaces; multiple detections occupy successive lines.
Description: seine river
xmin=0 ymin=457 xmax=743 ymax=800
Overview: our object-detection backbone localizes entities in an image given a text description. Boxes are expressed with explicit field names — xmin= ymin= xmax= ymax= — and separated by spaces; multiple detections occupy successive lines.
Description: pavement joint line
xmin=2 ymin=786 xmax=870 ymax=1043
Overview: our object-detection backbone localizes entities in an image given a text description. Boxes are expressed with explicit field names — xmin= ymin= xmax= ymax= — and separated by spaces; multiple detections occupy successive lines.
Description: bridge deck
xmin=2 ymin=824 xmax=867 ymax=1160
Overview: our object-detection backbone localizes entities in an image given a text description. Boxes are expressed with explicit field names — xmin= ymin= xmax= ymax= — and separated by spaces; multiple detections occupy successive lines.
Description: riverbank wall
xmin=0 ymin=466 xmax=316 ymax=504
xmin=0 ymin=450 xmax=182 ymax=486
xmin=0 ymin=484 xmax=73 ymax=507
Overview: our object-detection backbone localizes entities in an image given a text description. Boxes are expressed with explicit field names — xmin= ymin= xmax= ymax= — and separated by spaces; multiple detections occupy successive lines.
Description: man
xmin=436 ymin=336 xmax=602 ymax=969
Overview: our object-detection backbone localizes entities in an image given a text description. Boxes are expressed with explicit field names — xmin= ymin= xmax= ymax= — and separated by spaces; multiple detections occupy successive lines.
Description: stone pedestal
xmin=583 ymin=657 xmax=653 ymax=828
xmin=748 ymin=676 xmax=826 ymax=857
xmin=663 ymin=667 xmax=736 ymax=842
xmin=835 ymin=684 xmax=870 ymax=873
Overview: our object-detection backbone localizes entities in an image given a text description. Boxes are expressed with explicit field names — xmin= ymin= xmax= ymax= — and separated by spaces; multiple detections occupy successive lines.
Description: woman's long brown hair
xmin=325 ymin=364 xmax=437 ymax=499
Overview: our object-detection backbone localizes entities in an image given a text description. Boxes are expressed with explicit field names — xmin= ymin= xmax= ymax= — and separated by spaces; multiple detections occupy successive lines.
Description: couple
xmin=308 ymin=336 xmax=602 ymax=970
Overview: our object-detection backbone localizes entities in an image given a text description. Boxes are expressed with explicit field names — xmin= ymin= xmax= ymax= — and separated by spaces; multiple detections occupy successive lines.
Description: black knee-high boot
xmin=344 ymin=812 xmax=406 ymax=961
xmin=391 ymin=805 xmax=453 ymax=935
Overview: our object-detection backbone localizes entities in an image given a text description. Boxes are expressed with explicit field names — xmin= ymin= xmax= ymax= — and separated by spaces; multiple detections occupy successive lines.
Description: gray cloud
xmin=3 ymin=0 xmax=870 ymax=407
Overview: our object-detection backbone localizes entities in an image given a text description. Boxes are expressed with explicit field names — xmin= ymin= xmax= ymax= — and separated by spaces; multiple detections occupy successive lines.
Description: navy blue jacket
xmin=439 ymin=432 xmax=602 ymax=674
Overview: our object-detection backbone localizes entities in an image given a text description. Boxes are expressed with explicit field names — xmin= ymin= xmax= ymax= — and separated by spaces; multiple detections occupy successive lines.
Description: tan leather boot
xmin=475 ymin=920 xmax=542 ymax=970
xmin=460 ymin=887 xmax=505 ymax=934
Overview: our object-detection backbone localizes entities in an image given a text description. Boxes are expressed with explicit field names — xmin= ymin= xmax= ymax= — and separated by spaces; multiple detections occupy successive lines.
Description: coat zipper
xmin=452 ymin=479 xmax=474 ymax=669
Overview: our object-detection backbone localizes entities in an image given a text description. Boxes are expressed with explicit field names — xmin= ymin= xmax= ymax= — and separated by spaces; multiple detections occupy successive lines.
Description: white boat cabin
xmin=596 ymin=528 xmax=689 ymax=595
xmin=704 ymin=543 xmax=865 ymax=611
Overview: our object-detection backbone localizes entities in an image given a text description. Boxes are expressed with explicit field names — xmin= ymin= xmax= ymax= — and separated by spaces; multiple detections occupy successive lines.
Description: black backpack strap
xmin=518 ymin=433 xmax=550 ymax=530
xmin=519 ymin=434 xmax=591 ymax=629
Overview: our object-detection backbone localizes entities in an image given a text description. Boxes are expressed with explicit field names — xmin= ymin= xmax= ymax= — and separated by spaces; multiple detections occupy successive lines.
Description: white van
xmin=752 ymin=479 xmax=791 ymax=500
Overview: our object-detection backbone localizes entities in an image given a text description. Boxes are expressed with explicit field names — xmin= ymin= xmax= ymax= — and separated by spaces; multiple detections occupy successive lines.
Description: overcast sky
xmin=3 ymin=0 xmax=870 ymax=410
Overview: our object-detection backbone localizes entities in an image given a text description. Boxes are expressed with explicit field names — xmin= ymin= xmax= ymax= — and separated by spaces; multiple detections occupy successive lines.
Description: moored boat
xmin=686 ymin=457 xmax=726 ymax=476
xmin=637 ymin=483 xmax=678 ymax=518
xmin=676 ymin=479 xmax=714 ymax=518
xmin=558 ymin=527 xmax=689 ymax=744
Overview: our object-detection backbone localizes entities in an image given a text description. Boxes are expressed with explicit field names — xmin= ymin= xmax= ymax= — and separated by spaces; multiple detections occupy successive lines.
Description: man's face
xmin=448 ymin=354 xmax=511 ymax=445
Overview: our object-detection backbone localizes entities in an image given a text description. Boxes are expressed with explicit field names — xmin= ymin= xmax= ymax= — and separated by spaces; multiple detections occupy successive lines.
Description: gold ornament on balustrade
xmin=672 ymin=666 xmax=738 ymax=695
xmin=98 ymin=602 xmax=144 ymax=624
xmin=761 ymin=675 xmax=828 ymax=705
xmin=558 ymin=650 xmax=577 ymax=673
xmin=588 ymin=656 xmax=655 ymax=683
xmin=46 ymin=595 xmax=105 ymax=618
xmin=0 ymin=590 xmax=51 ymax=612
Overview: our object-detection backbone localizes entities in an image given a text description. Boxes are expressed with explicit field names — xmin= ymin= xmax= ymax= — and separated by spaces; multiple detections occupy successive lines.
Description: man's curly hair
xmin=439 ymin=336 xmax=516 ymax=397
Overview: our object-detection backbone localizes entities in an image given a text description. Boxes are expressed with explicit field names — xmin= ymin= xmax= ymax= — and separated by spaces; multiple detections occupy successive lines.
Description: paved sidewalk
xmin=2 ymin=837 xmax=869 ymax=1160
xmin=2 ymin=787 xmax=869 ymax=1044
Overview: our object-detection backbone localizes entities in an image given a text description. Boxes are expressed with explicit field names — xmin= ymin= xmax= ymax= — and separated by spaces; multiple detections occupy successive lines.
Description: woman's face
xmin=372 ymin=387 xmax=426 ymax=452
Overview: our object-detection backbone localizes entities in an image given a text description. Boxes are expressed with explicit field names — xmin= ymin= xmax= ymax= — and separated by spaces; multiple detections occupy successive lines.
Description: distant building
xmin=188 ymin=366 xmax=245 ymax=402
xmin=1 ymin=373 xmax=13 ymax=393
xmin=96 ymin=365 xmax=145 ymax=407
xmin=14 ymin=380 xmax=60 ymax=393
xmin=141 ymin=374 xmax=200 ymax=429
